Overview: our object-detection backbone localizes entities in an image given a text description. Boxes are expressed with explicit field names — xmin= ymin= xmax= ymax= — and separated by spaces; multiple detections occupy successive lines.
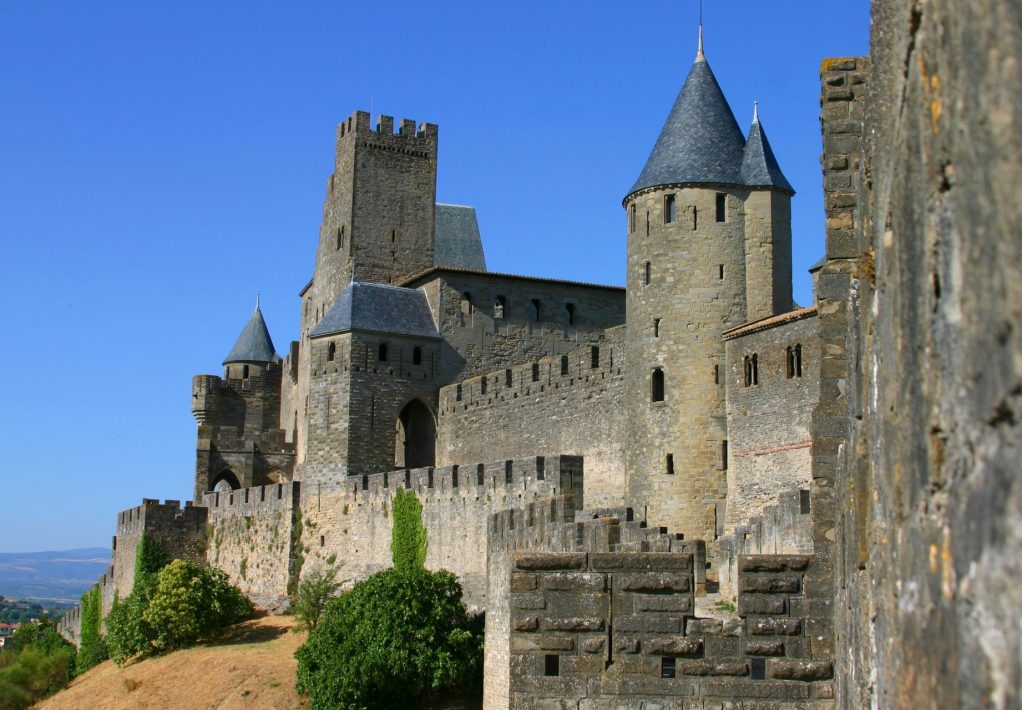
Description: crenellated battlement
xmin=438 ymin=337 xmax=625 ymax=415
xmin=335 ymin=110 xmax=438 ymax=153
xmin=115 ymin=498 xmax=205 ymax=537
xmin=202 ymin=481 xmax=299 ymax=514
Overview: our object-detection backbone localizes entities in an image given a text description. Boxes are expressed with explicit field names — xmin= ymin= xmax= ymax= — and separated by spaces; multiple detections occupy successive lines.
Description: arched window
xmin=744 ymin=353 xmax=759 ymax=386
xmin=378 ymin=343 xmax=388 ymax=361
xmin=327 ymin=342 xmax=336 ymax=362
xmin=651 ymin=368 xmax=665 ymax=402
xmin=412 ymin=346 xmax=422 ymax=365
xmin=494 ymin=296 xmax=506 ymax=319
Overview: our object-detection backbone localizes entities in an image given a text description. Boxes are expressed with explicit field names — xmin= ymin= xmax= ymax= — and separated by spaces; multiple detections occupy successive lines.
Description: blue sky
xmin=0 ymin=1 xmax=869 ymax=553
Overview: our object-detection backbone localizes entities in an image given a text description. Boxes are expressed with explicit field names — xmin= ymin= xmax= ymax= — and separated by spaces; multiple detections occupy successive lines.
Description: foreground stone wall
xmin=437 ymin=327 xmax=627 ymax=508
xmin=825 ymin=1 xmax=1022 ymax=706
xmin=505 ymin=552 xmax=833 ymax=709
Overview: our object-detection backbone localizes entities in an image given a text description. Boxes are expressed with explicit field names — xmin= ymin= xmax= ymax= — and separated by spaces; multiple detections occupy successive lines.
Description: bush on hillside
xmin=0 ymin=621 xmax=76 ymax=709
xmin=75 ymin=585 xmax=106 ymax=674
xmin=143 ymin=560 xmax=251 ymax=652
xmin=295 ymin=567 xmax=483 ymax=710
xmin=292 ymin=565 xmax=342 ymax=632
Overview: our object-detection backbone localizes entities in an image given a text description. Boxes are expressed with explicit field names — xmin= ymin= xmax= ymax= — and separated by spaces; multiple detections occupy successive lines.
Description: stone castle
xmin=58 ymin=5 xmax=1022 ymax=708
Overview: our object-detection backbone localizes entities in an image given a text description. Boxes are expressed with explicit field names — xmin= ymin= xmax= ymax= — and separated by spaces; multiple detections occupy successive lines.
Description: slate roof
xmin=309 ymin=281 xmax=439 ymax=339
xmin=627 ymin=56 xmax=747 ymax=199
xmin=434 ymin=204 xmax=487 ymax=271
xmin=741 ymin=111 xmax=794 ymax=194
xmin=223 ymin=306 xmax=279 ymax=364
xmin=808 ymin=255 xmax=827 ymax=273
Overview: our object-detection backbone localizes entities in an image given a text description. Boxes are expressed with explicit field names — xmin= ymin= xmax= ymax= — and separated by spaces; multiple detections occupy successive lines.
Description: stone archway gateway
xmin=395 ymin=399 xmax=436 ymax=469
xmin=211 ymin=469 xmax=240 ymax=493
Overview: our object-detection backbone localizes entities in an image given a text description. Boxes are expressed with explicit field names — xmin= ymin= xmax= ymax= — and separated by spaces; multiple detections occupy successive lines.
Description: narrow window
xmin=716 ymin=193 xmax=726 ymax=222
xmin=336 ymin=226 xmax=344 ymax=250
xmin=744 ymin=356 xmax=752 ymax=387
xmin=644 ymin=261 xmax=651 ymax=285
xmin=391 ymin=229 xmax=397 ymax=243
xmin=505 ymin=369 xmax=513 ymax=387
xmin=794 ymin=344 xmax=803 ymax=377
xmin=242 ymin=365 xmax=250 ymax=380
xmin=786 ymin=346 xmax=795 ymax=379
xmin=800 ymin=489 xmax=811 ymax=514
xmin=645 ymin=210 xmax=650 ymax=236
xmin=412 ymin=346 xmax=422 ymax=365
xmin=544 ymin=655 xmax=560 ymax=677
xmin=532 ymin=363 xmax=540 ymax=382
xmin=327 ymin=342 xmax=336 ymax=362
xmin=481 ymin=377 xmax=488 ymax=395
xmin=565 ymin=302 xmax=576 ymax=325
xmin=752 ymin=353 xmax=759 ymax=385
xmin=452 ymin=465 xmax=459 ymax=488
xmin=719 ymin=264 xmax=725 ymax=279
xmin=505 ymin=460 xmax=513 ymax=484
xmin=629 ymin=203 xmax=636 ymax=232
xmin=531 ymin=298 xmax=541 ymax=321
xmin=591 ymin=346 xmax=600 ymax=369
xmin=661 ymin=657 xmax=676 ymax=679
xmin=714 ymin=363 xmax=720 ymax=384
xmin=654 ymin=318 xmax=661 ymax=337
xmin=721 ymin=440 xmax=729 ymax=470
xmin=476 ymin=463 xmax=485 ymax=486
xmin=560 ymin=355 xmax=569 ymax=376
xmin=378 ymin=343 xmax=388 ymax=361
xmin=664 ymin=194 xmax=676 ymax=223
xmin=651 ymin=368 xmax=665 ymax=402
xmin=693 ymin=206 xmax=698 ymax=230
xmin=494 ymin=296 xmax=506 ymax=319
xmin=666 ymin=454 xmax=674 ymax=475
xmin=456 ymin=384 xmax=462 ymax=401
xmin=320 ymin=535 xmax=325 ymax=547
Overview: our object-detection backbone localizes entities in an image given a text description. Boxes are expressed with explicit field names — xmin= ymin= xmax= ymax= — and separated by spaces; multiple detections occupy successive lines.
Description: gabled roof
xmin=627 ymin=54 xmax=747 ymax=200
xmin=740 ymin=106 xmax=794 ymax=194
xmin=309 ymin=281 xmax=439 ymax=339
xmin=434 ymin=204 xmax=486 ymax=271
xmin=223 ymin=304 xmax=279 ymax=365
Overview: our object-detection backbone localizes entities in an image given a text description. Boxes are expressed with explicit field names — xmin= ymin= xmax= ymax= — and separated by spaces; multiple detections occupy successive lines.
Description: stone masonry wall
xmin=437 ymin=326 xmax=627 ymax=509
xmin=504 ymin=552 xmax=833 ymax=710
xmin=825 ymin=1 xmax=1022 ymax=706
xmin=203 ymin=483 xmax=300 ymax=611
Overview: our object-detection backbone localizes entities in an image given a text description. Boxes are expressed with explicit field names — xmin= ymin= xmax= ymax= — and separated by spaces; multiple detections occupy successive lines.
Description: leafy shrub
xmin=391 ymin=487 xmax=427 ymax=572
xmin=142 ymin=560 xmax=251 ymax=652
xmin=292 ymin=566 xmax=342 ymax=631
xmin=106 ymin=533 xmax=170 ymax=663
xmin=295 ymin=568 xmax=483 ymax=710
xmin=0 ymin=622 xmax=76 ymax=709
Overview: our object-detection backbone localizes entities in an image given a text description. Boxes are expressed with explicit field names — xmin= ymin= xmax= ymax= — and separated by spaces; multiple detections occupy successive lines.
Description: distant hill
xmin=0 ymin=548 xmax=111 ymax=602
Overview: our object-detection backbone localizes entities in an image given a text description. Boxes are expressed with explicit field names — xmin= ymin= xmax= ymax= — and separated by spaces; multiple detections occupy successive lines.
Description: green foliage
xmin=291 ymin=566 xmax=342 ymax=632
xmin=75 ymin=585 xmax=106 ymax=674
xmin=239 ymin=557 xmax=248 ymax=580
xmin=288 ymin=514 xmax=305 ymax=597
xmin=390 ymin=488 xmax=427 ymax=572
xmin=142 ymin=561 xmax=251 ymax=652
xmin=105 ymin=533 xmax=174 ymax=664
xmin=9 ymin=620 xmax=73 ymax=658
xmin=135 ymin=533 xmax=171 ymax=581
xmin=295 ymin=568 xmax=483 ymax=710
xmin=0 ymin=644 xmax=76 ymax=709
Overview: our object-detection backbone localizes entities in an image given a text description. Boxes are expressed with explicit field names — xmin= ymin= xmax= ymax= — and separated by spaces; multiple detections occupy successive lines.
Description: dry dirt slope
xmin=35 ymin=615 xmax=307 ymax=709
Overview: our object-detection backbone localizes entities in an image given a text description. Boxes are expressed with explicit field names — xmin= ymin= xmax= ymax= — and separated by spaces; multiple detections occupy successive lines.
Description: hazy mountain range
xmin=0 ymin=548 xmax=110 ymax=602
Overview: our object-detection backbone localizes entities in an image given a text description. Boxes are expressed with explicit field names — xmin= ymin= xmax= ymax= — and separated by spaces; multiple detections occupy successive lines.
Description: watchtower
xmin=623 ymin=29 xmax=794 ymax=541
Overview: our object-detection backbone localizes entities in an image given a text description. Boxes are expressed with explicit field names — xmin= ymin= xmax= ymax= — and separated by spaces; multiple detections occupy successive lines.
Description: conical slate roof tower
xmin=223 ymin=298 xmax=279 ymax=365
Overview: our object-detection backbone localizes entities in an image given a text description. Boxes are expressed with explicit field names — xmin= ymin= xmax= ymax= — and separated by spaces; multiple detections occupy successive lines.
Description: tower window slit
xmin=505 ymin=369 xmax=513 ymax=387
xmin=654 ymin=318 xmax=661 ymax=337
xmin=644 ymin=261 xmax=651 ymax=285
xmin=591 ymin=346 xmax=600 ymax=369
xmin=716 ymin=193 xmax=727 ymax=222
xmin=412 ymin=346 xmax=422 ymax=365
xmin=566 ymin=302 xmax=576 ymax=325
xmin=378 ymin=343 xmax=388 ymax=361
xmin=560 ymin=355 xmax=569 ymax=376
xmin=532 ymin=363 xmax=540 ymax=382
xmin=744 ymin=354 xmax=759 ymax=387
xmin=629 ymin=204 xmax=636 ymax=232
xmin=531 ymin=298 xmax=541 ymax=321
xmin=664 ymin=194 xmax=676 ymax=223
xmin=719 ymin=264 xmax=725 ymax=279
xmin=651 ymin=368 xmax=665 ymax=402
xmin=666 ymin=453 xmax=674 ymax=475
xmin=327 ymin=342 xmax=336 ymax=362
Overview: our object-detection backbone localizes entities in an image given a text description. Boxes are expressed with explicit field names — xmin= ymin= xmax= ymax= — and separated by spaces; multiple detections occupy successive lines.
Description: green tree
xmin=295 ymin=568 xmax=483 ymax=710
xmin=142 ymin=560 xmax=251 ymax=652
xmin=292 ymin=566 xmax=342 ymax=632
xmin=0 ymin=622 xmax=76 ymax=709
xmin=390 ymin=487 xmax=427 ymax=572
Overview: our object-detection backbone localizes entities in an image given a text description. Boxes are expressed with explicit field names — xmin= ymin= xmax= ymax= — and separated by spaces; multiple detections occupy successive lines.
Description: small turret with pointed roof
xmin=741 ymin=102 xmax=794 ymax=193
xmin=223 ymin=295 xmax=280 ymax=365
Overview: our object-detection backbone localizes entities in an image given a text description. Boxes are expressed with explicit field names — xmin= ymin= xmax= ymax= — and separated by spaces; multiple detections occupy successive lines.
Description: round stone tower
xmin=624 ymin=29 xmax=795 ymax=543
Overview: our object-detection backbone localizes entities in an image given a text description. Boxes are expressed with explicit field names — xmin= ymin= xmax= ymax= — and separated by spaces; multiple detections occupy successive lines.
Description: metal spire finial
xmin=255 ymin=292 xmax=260 ymax=310
xmin=696 ymin=1 xmax=705 ymax=61
xmin=753 ymin=101 xmax=760 ymax=123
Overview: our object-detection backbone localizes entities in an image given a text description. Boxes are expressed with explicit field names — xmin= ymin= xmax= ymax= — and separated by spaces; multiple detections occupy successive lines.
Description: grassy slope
xmin=36 ymin=615 xmax=306 ymax=709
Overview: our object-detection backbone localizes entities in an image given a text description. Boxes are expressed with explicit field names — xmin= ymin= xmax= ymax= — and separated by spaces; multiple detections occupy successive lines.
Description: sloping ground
xmin=36 ymin=615 xmax=306 ymax=709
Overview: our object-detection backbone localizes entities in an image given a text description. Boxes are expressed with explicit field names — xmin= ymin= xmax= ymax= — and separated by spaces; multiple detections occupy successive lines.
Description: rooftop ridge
xmin=397 ymin=265 xmax=625 ymax=292
xmin=722 ymin=305 xmax=818 ymax=339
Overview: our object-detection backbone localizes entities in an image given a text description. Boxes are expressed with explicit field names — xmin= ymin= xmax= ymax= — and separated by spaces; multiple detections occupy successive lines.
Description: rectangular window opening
xmin=530 ymin=298 xmax=541 ymax=321
xmin=654 ymin=318 xmax=661 ymax=338
xmin=566 ymin=302 xmax=575 ymax=325
xmin=719 ymin=264 xmax=725 ymax=279
xmin=800 ymin=489 xmax=811 ymax=514
xmin=716 ymin=193 xmax=727 ymax=222
xmin=505 ymin=369 xmax=513 ymax=387
xmin=666 ymin=454 xmax=674 ymax=475
xmin=532 ymin=363 xmax=540 ymax=382
xmin=721 ymin=440 xmax=729 ymax=470
xmin=661 ymin=657 xmax=676 ymax=679
xmin=544 ymin=654 xmax=560 ymax=677
xmin=560 ymin=355 xmax=569 ymax=376
xmin=664 ymin=194 xmax=676 ymax=224
xmin=591 ymin=346 xmax=600 ymax=369
xmin=644 ymin=261 xmax=651 ymax=285
xmin=651 ymin=368 xmax=665 ymax=402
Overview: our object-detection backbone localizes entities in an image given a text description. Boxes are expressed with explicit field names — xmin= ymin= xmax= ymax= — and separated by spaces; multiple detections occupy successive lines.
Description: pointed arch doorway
xmin=395 ymin=399 xmax=436 ymax=469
